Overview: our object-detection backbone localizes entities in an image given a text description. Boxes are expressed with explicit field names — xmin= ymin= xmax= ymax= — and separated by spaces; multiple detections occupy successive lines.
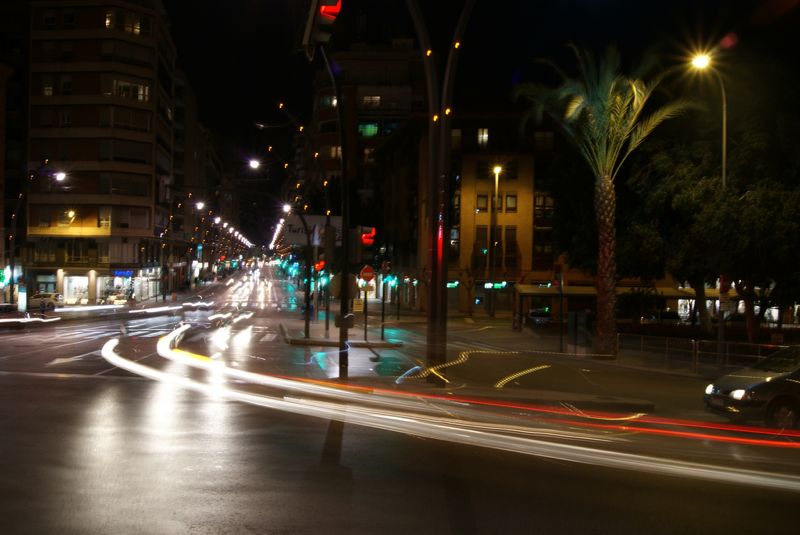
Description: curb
xmin=279 ymin=323 xmax=404 ymax=348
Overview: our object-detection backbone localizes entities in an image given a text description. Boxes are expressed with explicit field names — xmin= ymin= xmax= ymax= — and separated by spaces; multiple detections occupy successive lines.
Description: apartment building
xmin=25 ymin=0 xmax=176 ymax=303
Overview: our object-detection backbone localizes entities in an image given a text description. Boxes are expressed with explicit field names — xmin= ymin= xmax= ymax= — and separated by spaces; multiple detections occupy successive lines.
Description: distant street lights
xmin=690 ymin=51 xmax=728 ymax=345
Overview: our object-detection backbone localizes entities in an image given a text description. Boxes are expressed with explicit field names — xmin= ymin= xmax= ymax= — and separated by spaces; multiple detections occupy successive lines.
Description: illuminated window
xmin=329 ymin=145 xmax=342 ymax=159
xmin=364 ymin=147 xmax=375 ymax=162
xmin=477 ymin=128 xmax=489 ymax=147
xmin=361 ymin=95 xmax=381 ymax=108
xmin=505 ymin=194 xmax=517 ymax=212
xmin=105 ymin=10 xmax=114 ymax=29
xmin=358 ymin=122 xmax=379 ymax=137
xmin=476 ymin=194 xmax=488 ymax=212
xmin=42 ymin=76 xmax=54 ymax=97
xmin=113 ymin=80 xmax=150 ymax=102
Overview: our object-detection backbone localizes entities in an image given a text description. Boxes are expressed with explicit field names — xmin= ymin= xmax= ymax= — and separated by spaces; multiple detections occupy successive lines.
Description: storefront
xmin=64 ymin=275 xmax=90 ymax=305
xmin=97 ymin=270 xmax=134 ymax=303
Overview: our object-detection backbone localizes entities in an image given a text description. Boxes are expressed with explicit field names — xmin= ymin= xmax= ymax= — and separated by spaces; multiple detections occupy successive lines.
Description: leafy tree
xmin=515 ymin=46 xmax=687 ymax=355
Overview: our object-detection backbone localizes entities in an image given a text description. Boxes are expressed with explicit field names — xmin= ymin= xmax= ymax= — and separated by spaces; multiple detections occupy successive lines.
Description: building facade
xmin=23 ymin=0 xmax=179 ymax=304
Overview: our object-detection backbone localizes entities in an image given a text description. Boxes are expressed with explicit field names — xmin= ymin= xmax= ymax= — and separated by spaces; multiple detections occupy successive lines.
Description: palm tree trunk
xmin=594 ymin=174 xmax=617 ymax=356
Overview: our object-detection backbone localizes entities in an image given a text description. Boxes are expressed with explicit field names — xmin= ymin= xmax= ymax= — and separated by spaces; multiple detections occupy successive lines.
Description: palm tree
xmin=515 ymin=46 xmax=687 ymax=356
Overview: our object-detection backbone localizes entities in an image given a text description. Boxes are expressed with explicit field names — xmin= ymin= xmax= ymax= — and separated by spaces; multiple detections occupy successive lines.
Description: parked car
xmin=703 ymin=346 xmax=800 ymax=429
xmin=27 ymin=292 xmax=64 ymax=311
xmin=527 ymin=307 xmax=553 ymax=326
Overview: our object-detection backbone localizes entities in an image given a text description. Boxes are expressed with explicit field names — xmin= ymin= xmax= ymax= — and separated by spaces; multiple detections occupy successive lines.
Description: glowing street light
xmin=691 ymin=53 xmax=711 ymax=69
xmin=214 ymin=217 xmax=221 ymax=224
xmin=282 ymin=203 xmax=292 ymax=214
xmin=55 ymin=172 xmax=66 ymax=182
xmin=249 ymin=159 xmax=261 ymax=170
xmin=690 ymin=50 xmax=728 ymax=344
xmin=195 ymin=201 xmax=205 ymax=210
xmin=690 ymin=52 xmax=726 ymax=189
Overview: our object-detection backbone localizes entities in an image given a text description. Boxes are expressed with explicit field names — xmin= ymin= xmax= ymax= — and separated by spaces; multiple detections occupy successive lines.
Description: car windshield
xmin=751 ymin=347 xmax=800 ymax=373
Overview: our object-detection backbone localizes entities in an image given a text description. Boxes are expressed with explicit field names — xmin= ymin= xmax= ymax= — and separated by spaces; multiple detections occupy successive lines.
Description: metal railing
xmin=616 ymin=333 xmax=787 ymax=376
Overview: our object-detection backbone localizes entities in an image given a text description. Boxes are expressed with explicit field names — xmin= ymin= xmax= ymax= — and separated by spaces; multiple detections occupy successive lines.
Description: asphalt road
xmin=1 ymin=269 xmax=798 ymax=534
xmin=2 ymin=372 xmax=799 ymax=535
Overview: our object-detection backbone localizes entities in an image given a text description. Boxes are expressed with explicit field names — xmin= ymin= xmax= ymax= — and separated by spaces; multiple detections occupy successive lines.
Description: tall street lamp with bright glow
xmin=691 ymin=51 xmax=728 ymax=344
xmin=690 ymin=52 xmax=727 ymax=189
xmin=488 ymin=165 xmax=502 ymax=317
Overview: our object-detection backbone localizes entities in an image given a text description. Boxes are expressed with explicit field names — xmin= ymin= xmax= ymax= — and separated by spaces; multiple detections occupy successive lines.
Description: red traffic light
xmin=319 ymin=0 xmax=341 ymax=22
xmin=360 ymin=226 xmax=376 ymax=246
xmin=314 ymin=260 xmax=326 ymax=272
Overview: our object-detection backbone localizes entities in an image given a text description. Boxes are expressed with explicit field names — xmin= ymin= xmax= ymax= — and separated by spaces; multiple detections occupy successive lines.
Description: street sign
xmin=360 ymin=265 xmax=375 ymax=282
xmin=353 ymin=298 xmax=364 ymax=312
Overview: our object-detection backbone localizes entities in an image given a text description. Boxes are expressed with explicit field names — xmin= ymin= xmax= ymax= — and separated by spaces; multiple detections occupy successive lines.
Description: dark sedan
xmin=704 ymin=346 xmax=800 ymax=429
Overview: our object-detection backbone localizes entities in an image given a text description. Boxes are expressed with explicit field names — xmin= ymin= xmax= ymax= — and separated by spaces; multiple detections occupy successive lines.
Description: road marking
xmin=46 ymin=350 xmax=104 ymax=366
xmin=259 ymin=333 xmax=277 ymax=342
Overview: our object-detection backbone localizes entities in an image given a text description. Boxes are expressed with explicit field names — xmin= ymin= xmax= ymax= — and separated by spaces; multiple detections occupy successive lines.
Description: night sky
xmin=162 ymin=0 xmax=799 ymax=241
xmin=164 ymin=0 xmax=798 ymax=132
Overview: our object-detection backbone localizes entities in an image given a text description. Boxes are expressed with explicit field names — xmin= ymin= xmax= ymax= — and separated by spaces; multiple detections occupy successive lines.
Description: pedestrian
xmin=39 ymin=299 xmax=46 ymax=317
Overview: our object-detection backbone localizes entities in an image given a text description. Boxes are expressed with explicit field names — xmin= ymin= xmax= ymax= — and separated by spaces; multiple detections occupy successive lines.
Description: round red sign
xmin=359 ymin=265 xmax=375 ymax=282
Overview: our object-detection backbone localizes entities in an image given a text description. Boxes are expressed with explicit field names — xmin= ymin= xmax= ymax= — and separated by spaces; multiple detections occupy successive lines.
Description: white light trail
xmin=101 ymin=335 xmax=800 ymax=494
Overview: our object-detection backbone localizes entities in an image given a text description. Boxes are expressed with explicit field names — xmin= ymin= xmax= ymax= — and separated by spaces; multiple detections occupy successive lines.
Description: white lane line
xmin=259 ymin=333 xmax=277 ymax=342
xmin=46 ymin=350 xmax=103 ymax=366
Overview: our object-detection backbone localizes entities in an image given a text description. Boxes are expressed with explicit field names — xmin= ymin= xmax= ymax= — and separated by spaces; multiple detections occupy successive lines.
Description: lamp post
xmin=487 ymin=165 xmax=502 ymax=318
xmin=691 ymin=52 xmax=728 ymax=346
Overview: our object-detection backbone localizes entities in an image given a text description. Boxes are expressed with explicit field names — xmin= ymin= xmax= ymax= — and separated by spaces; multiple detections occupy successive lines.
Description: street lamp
xmin=690 ymin=51 xmax=728 ymax=345
xmin=487 ymin=164 xmax=502 ymax=317
xmin=690 ymin=52 xmax=727 ymax=189
xmin=249 ymin=159 xmax=261 ymax=170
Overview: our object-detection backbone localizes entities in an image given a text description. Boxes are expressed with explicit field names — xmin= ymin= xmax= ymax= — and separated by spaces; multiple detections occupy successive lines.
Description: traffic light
xmin=360 ymin=226 xmax=375 ymax=247
xmin=348 ymin=226 xmax=376 ymax=264
xmin=302 ymin=0 xmax=341 ymax=60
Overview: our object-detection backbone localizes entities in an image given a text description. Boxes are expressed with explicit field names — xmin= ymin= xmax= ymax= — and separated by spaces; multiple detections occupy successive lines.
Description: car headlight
xmin=705 ymin=384 xmax=714 ymax=395
xmin=730 ymin=389 xmax=749 ymax=401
